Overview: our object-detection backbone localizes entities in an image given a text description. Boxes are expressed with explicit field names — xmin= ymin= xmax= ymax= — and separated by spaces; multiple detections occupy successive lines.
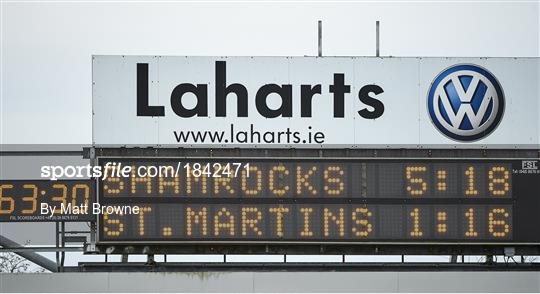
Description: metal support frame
xmin=0 ymin=247 xmax=83 ymax=253
xmin=146 ymin=254 xmax=155 ymax=265
xmin=0 ymin=235 xmax=58 ymax=272
xmin=318 ymin=20 xmax=322 ymax=57
xmin=87 ymin=147 xmax=98 ymax=254
xmin=61 ymin=222 xmax=66 ymax=270
xmin=75 ymin=261 xmax=540 ymax=272
xmin=54 ymin=221 xmax=68 ymax=272
xmin=376 ymin=20 xmax=380 ymax=57
xmin=0 ymin=150 xmax=83 ymax=157
xmin=55 ymin=222 xmax=60 ymax=271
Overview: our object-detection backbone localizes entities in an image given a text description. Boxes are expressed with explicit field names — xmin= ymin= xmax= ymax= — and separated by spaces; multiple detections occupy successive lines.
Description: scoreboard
xmin=0 ymin=180 xmax=95 ymax=222
xmin=97 ymin=158 xmax=540 ymax=244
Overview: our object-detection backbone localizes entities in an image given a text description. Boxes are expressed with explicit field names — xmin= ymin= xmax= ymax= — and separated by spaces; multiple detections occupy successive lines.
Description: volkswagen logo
xmin=427 ymin=64 xmax=505 ymax=142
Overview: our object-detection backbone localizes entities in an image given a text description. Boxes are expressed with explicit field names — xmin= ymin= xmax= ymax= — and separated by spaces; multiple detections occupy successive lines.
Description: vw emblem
xmin=427 ymin=64 xmax=505 ymax=142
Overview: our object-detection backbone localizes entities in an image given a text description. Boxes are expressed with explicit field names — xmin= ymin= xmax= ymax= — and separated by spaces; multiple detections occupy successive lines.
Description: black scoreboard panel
xmin=0 ymin=180 xmax=95 ymax=222
xmin=100 ymin=203 xmax=513 ymax=241
xmin=100 ymin=160 xmax=514 ymax=199
xmin=97 ymin=158 xmax=540 ymax=244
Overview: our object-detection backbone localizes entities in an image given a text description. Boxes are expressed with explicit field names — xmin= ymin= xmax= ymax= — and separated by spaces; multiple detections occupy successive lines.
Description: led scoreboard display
xmin=0 ymin=180 xmax=95 ymax=222
xmin=97 ymin=158 xmax=540 ymax=244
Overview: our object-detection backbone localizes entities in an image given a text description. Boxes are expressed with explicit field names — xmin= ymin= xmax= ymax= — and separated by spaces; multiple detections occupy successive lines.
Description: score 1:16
xmin=405 ymin=165 xmax=510 ymax=197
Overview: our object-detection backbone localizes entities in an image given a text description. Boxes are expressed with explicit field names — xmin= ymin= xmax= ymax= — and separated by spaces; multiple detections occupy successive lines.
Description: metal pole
xmin=376 ymin=21 xmax=380 ymax=57
xmin=55 ymin=222 xmax=60 ymax=271
xmin=0 ymin=150 xmax=82 ymax=156
xmin=0 ymin=235 xmax=58 ymax=272
xmin=146 ymin=254 xmax=155 ymax=265
xmin=60 ymin=222 xmax=66 ymax=271
xmin=0 ymin=247 xmax=82 ymax=253
xmin=87 ymin=147 xmax=98 ymax=253
xmin=318 ymin=20 xmax=322 ymax=57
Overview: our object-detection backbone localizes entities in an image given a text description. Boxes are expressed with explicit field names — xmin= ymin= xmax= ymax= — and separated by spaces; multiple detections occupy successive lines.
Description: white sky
xmin=1 ymin=0 xmax=539 ymax=144
xmin=0 ymin=0 xmax=539 ymax=269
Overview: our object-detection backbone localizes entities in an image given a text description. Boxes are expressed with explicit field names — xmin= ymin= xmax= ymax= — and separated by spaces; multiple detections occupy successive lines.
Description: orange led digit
xmin=465 ymin=208 xmax=478 ymax=237
xmin=465 ymin=166 xmax=478 ymax=196
xmin=71 ymin=184 xmax=90 ymax=207
xmin=52 ymin=184 xmax=67 ymax=214
xmin=405 ymin=166 xmax=427 ymax=197
xmin=409 ymin=208 xmax=423 ymax=237
xmin=489 ymin=208 xmax=510 ymax=237
xmin=488 ymin=166 xmax=510 ymax=197
xmin=436 ymin=211 xmax=447 ymax=234
xmin=162 ymin=227 xmax=173 ymax=236
xmin=0 ymin=184 xmax=15 ymax=214
xmin=436 ymin=170 xmax=447 ymax=192
xmin=21 ymin=184 xmax=38 ymax=214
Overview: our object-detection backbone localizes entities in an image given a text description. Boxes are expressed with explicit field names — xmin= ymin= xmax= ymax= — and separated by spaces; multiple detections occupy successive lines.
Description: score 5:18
xmin=405 ymin=165 xmax=511 ymax=197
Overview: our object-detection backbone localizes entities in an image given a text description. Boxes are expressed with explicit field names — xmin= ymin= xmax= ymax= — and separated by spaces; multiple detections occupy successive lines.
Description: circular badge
xmin=427 ymin=64 xmax=505 ymax=142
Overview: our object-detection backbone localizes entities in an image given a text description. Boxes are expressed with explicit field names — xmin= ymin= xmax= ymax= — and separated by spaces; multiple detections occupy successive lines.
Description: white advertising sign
xmin=92 ymin=56 xmax=540 ymax=148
